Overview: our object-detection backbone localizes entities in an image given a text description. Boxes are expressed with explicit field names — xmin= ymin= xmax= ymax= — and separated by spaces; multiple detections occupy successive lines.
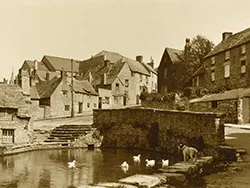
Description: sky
xmin=0 ymin=0 xmax=250 ymax=81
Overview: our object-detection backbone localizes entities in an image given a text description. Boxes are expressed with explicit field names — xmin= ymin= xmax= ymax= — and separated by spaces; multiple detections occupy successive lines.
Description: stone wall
xmin=0 ymin=117 xmax=33 ymax=145
xmin=93 ymin=108 xmax=225 ymax=158
xmin=190 ymin=100 xmax=237 ymax=124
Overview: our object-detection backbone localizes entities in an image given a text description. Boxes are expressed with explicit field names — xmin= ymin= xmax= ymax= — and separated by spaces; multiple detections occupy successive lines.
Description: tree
xmin=186 ymin=35 xmax=215 ymax=72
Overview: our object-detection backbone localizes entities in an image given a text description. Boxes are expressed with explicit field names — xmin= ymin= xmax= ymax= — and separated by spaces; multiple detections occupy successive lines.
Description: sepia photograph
xmin=0 ymin=0 xmax=250 ymax=187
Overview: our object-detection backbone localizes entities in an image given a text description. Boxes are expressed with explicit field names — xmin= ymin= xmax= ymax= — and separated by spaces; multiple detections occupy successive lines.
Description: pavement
xmin=33 ymin=111 xmax=93 ymax=131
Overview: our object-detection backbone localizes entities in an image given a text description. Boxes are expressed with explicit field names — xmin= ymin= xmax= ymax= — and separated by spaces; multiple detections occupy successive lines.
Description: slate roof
xmin=206 ymin=27 xmax=250 ymax=58
xmin=36 ymin=77 xmax=62 ymax=99
xmin=81 ymin=50 xmax=151 ymax=87
xmin=165 ymin=48 xmax=183 ymax=63
xmin=36 ymin=70 xmax=60 ymax=82
xmin=21 ymin=60 xmax=49 ymax=71
xmin=42 ymin=55 xmax=80 ymax=72
xmin=190 ymin=88 xmax=250 ymax=103
xmin=0 ymin=84 xmax=31 ymax=118
xmin=73 ymin=79 xmax=98 ymax=95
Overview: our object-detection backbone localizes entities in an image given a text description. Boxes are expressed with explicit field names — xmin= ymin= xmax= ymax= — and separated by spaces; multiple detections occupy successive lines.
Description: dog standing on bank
xmin=178 ymin=143 xmax=198 ymax=162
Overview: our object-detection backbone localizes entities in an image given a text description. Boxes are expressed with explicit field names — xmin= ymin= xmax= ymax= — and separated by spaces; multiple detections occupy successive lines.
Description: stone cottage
xmin=0 ymin=84 xmax=33 ymax=146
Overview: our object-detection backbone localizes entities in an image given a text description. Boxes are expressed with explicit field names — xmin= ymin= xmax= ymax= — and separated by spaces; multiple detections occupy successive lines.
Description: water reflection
xmin=0 ymin=148 xmax=173 ymax=188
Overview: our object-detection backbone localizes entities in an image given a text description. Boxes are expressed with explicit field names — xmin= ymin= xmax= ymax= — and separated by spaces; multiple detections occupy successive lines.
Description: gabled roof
xmin=36 ymin=77 xmax=62 ymax=99
xmin=42 ymin=55 xmax=80 ymax=72
xmin=165 ymin=48 xmax=183 ymax=63
xmin=21 ymin=60 xmax=49 ymax=71
xmin=36 ymin=70 xmax=60 ymax=82
xmin=190 ymin=88 xmax=250 ymax=103
xmin=142 ymin=63 xmax=157 ymax=75
xmin=206 ymin=27 xmax=250 ymax=58
xmin=0 ymin=84 xmax=31 ymax=118
xmin=73 ymin=79 xmax=98 ymax=95
xmin=123 ymin=57 xmax=150 ymax=76
xmin=94 ymin=50 xmax=123 ymax=63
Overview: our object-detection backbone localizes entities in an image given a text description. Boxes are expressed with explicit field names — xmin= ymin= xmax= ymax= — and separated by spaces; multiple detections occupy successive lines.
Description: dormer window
xmin=241 ymin=44 xmax=246 ymax=54
xmin=211 ymin=57 xmax=215 ymax=65
xmin=225 ymin=51 xmax=230 ymax=60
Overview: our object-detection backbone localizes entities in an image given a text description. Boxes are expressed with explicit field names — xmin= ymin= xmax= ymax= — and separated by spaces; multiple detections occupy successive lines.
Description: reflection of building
xmin=79 ymin=50 xmax=157 ymax=108
xmin=0 ymin=84 xmax=33 ymax=145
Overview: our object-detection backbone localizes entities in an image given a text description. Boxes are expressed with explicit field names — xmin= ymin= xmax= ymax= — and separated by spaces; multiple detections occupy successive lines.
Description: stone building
xmin=158 ymin=47 xmax=183 ymax=93
xmin=190 ymin=27 xmax=250 ymax=124
xmin=79 ymin=50 xmax=157 ymax=108
xmin=0 ymin=84 xmax=33 ymax=145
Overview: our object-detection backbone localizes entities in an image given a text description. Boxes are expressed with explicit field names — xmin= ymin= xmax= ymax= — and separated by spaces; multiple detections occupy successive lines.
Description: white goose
xmin=133 ymin=154 xmax=141 ymax=163
xmin=145 ymin=159 xmax=155 ymax=167
xmin=67 ymin=160 xmax=76 ymax=168
xmin=162 ymin=159 xmax=169 ymax=168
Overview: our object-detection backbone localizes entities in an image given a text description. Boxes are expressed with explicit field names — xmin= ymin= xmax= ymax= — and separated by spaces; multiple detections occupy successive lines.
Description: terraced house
xmin=79 ymin=50 xmax=157 ymax=108
xmin=190 ymin=27 xmax=250 ymax=124
xmin=18 ymin=56 xmax=98 ymax=119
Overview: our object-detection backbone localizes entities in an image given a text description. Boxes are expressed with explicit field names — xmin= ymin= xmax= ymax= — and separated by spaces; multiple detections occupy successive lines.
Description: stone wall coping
xmin=93 ymin=107 xmax=225 ymax=118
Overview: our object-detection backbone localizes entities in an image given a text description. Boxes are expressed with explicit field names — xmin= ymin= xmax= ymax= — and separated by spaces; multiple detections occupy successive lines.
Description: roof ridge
xmin=43 ymin=55 xmax=81 ymax=62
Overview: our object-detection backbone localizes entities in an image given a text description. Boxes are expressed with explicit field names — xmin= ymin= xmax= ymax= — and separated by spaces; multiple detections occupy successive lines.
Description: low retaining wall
xmin=93 ymin=108 xmax=225 ymax=158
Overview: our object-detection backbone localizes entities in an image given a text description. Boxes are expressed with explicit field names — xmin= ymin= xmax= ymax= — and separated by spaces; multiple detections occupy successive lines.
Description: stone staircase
xmin=44 ymin=124 xmax=93 ymax=143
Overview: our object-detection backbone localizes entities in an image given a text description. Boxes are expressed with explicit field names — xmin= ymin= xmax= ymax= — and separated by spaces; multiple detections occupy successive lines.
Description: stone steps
xmin=44 ymin=124 xmax=93 ymax=143
xmin=78 ymin=156 xmax=213 ymax=188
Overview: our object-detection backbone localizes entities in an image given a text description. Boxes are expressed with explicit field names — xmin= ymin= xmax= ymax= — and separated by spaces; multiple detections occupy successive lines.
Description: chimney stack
xmin=147 ymin=57 xmax=154 ymax=68
xmin=136 ymin=55 xmax=143 ymax=63
xmin=222 ymin=32 xmax=233 ymax=41
xmin=34 ymin=60 xmax=38 ymax=70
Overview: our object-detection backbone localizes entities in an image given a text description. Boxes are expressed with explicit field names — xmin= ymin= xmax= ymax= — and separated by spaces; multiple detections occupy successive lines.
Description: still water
xmin=0 ymin=148 xmax=175 ymax=188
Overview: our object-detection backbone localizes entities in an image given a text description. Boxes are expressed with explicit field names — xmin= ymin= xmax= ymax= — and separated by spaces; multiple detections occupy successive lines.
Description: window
xmin=87 ymin=103 xmax=90 ymax=108
xmin=2 ymin=129 xmax=14 ymax=144
xmin=94 ymin=103 xmax=97 ymax=108
xmin=65 ymin=105 xmax=70 ymax=111
xmin=211 ymin=101 xmax=218 ymax=108
xmin=0 ymin=108 xmax=17 ymax=120
xmin=125 ymin=79 xmax=129 ymax=87
xmin=241 ymin=44 xmax=246 ymax=54
xmin=164 ymin=68 xmax=168 ymax=78
xmin=241 ymin=60 xmax=246 ymax=74
xmin=62 ymin=90 xmax=68 ymax=97
xmin=211 ymin=57 xmax=215 ymax=65
xmin=104 ymin=97 xmax=110 ymax=104
xmin=211 ymin=70 xmax=215 ymax=82
xmin=146 ymin=76 xmax=149 ymax=84
xmin=195 ymin=77 xmax=199 ymax=86
xmin=115 ymin=83 xmax=119 ymax=92
xmin=225 ymin=51 xmax=230 ymax=60
xmin=140 ymin=74 xmax=143 ymax=82
xmin=224 ymin=63 xmax=230 ymax=78
xmin=114 ymin=96 xmax=118 ymax=104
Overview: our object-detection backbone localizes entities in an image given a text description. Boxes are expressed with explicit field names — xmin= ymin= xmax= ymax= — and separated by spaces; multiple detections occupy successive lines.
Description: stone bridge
xmin=93 ymin=107 xmax=225 ymax=158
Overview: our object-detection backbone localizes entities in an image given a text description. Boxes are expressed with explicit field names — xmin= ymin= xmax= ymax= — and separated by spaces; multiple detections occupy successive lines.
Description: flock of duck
xmin=120 ymin=154 xmax=169 ymax=173
xmin=67 ymin=154 xmax=169 ymax=173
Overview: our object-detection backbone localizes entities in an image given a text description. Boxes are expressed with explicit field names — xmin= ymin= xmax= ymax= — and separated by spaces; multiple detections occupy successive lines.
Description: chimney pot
xmin=34 ymin=60 xmax=38 ymax=70
xmin=222 ymin=32 xmax=233 ymax=41
xmin=136 ymin=55 xmax=143 ymax=63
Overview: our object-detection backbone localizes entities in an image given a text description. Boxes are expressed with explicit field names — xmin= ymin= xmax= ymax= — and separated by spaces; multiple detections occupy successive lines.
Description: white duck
xmin=120 ymin=161 xmax=129 ymax=173
xmin=145 ymin=159 xmax=155 ymax=167
xmin=133 ymin=154 xmax=141 ymax=163
xmin=67 ymin=160 xmax=76 ymax=168
xmin=120 ymin=161 xmax=129 ymax=168
xmin=162 ymin=159 xmax=169 ymax=168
